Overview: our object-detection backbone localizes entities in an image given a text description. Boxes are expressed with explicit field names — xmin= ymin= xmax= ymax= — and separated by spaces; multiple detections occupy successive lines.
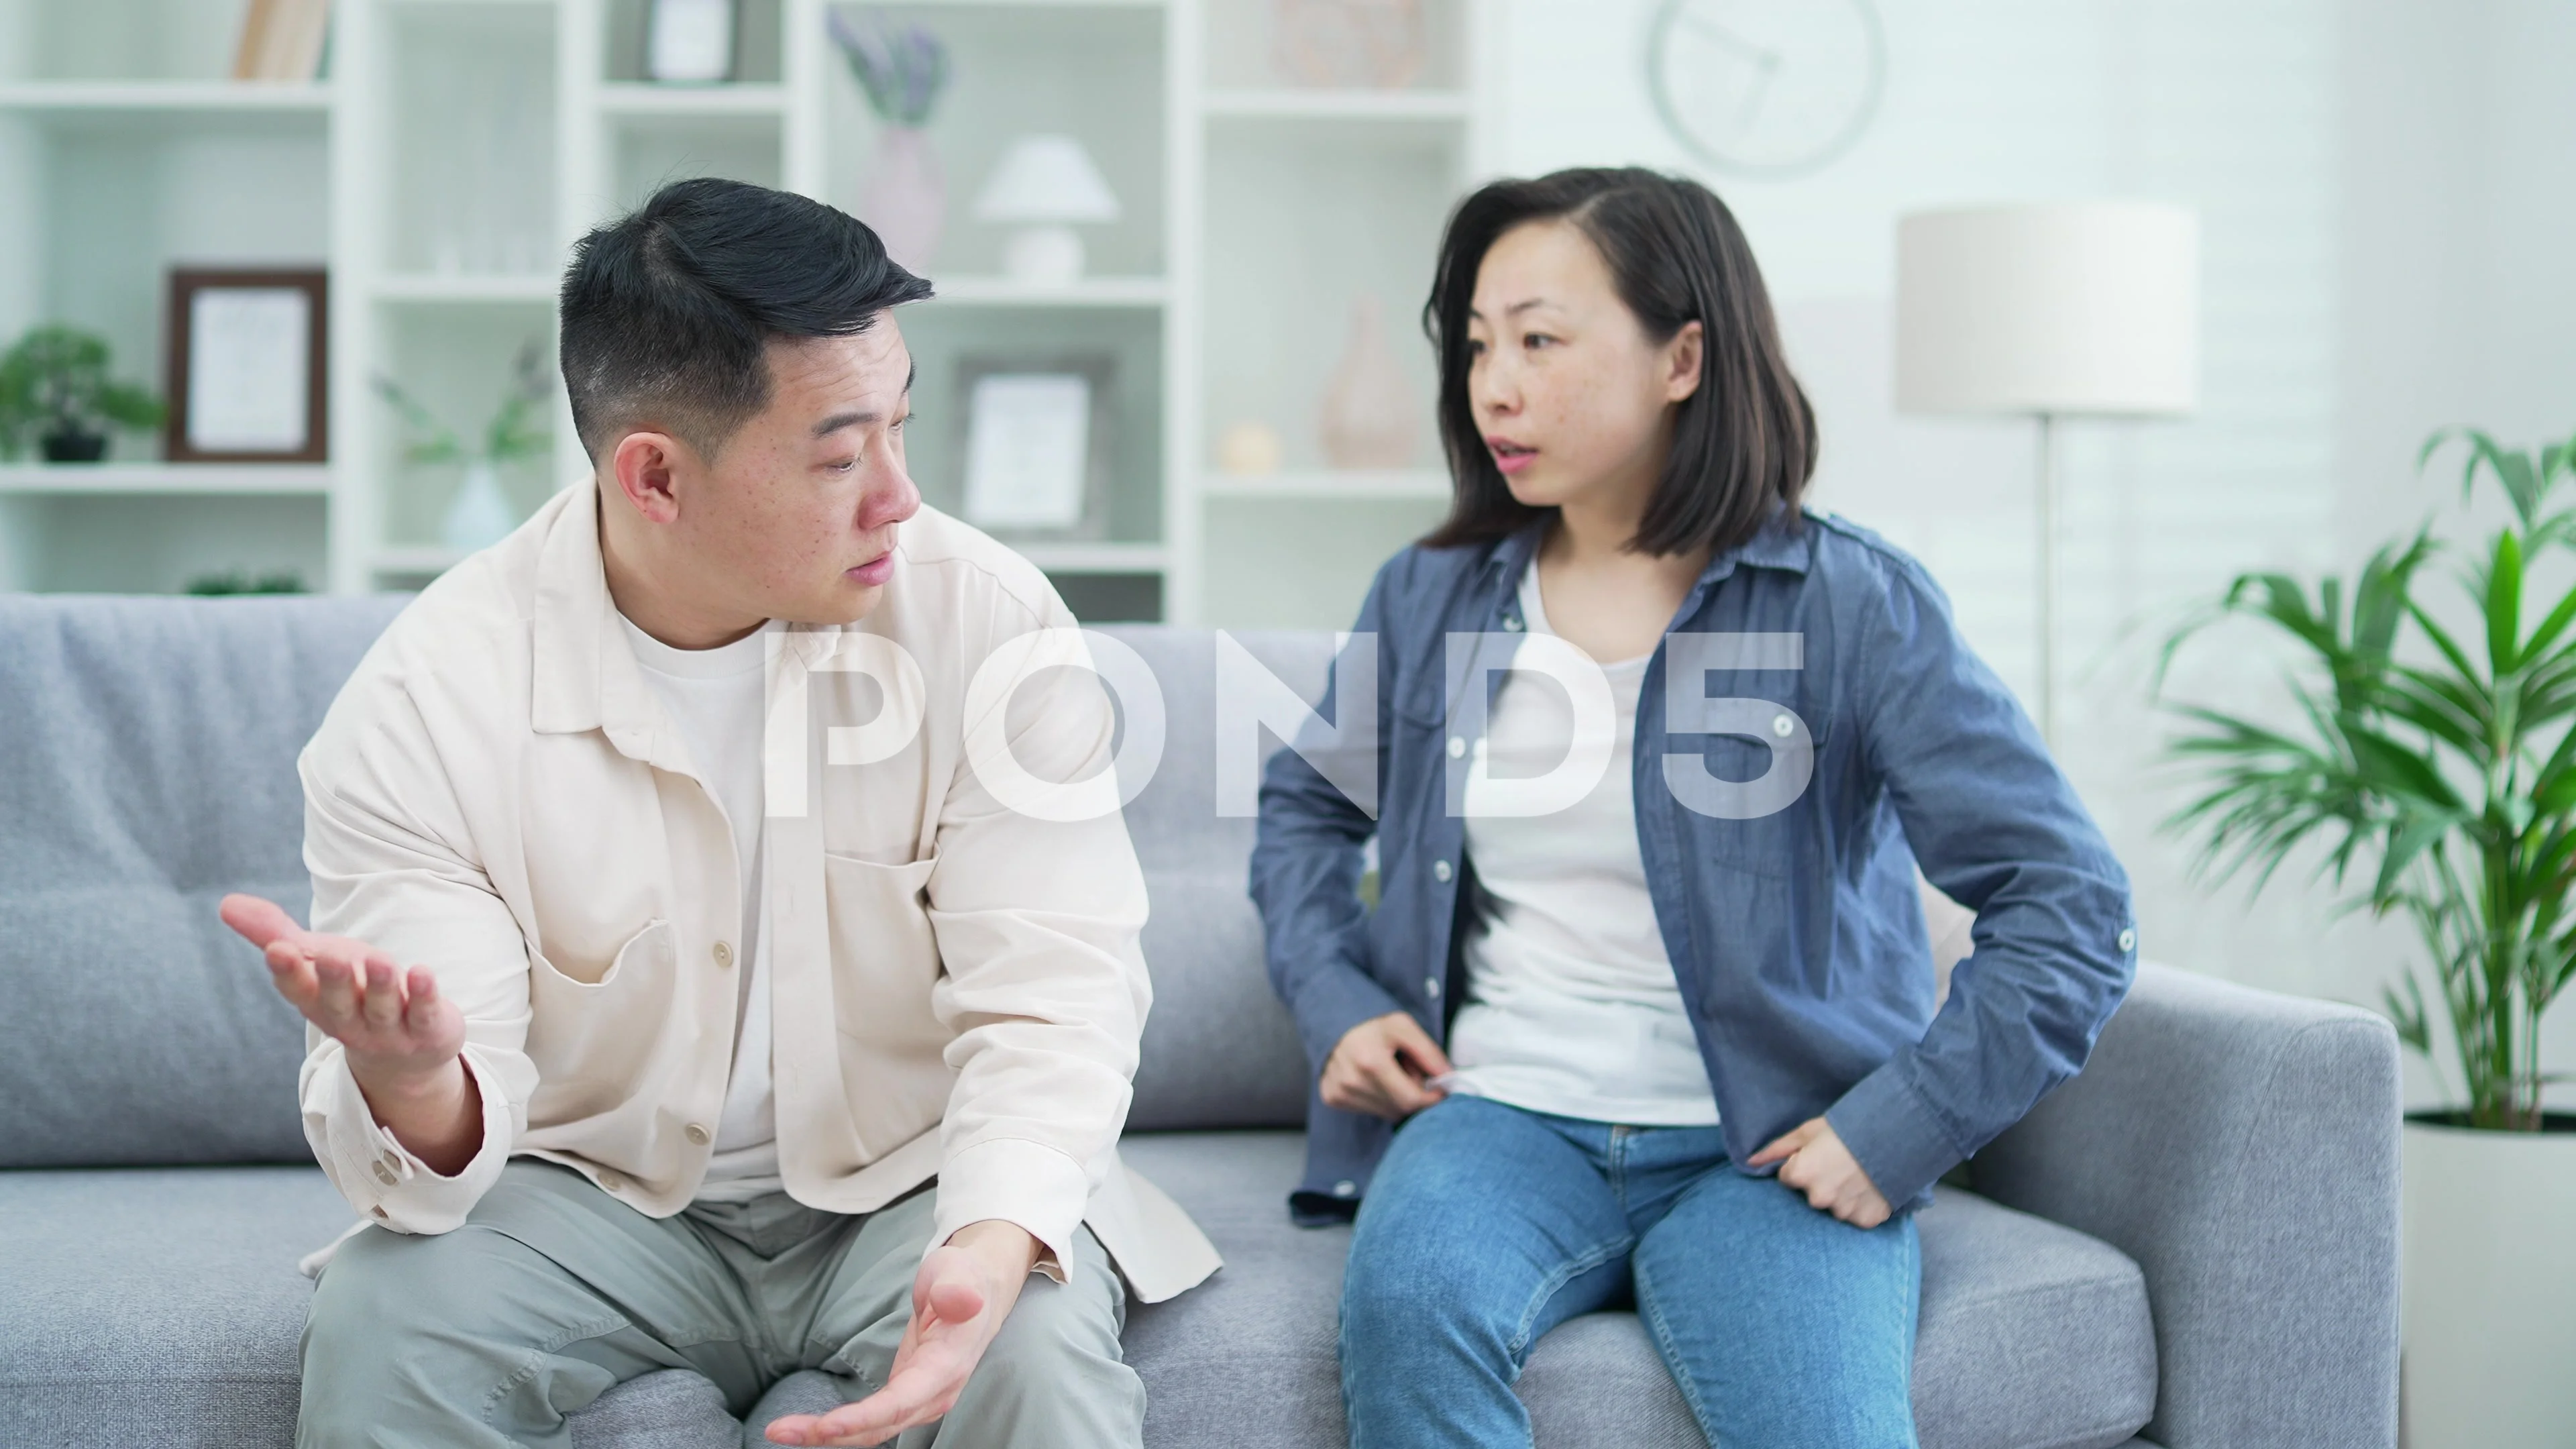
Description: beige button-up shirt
xmin=295 ymin=481 xmax=1219 ymax=1303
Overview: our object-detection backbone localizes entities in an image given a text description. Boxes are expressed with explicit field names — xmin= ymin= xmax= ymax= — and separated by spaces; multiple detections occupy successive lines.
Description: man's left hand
xmin=1748 ymin=1117 xmax=1894 ymax=1229
xmin=764 ymin=1220 xmax=1041 ymax=1447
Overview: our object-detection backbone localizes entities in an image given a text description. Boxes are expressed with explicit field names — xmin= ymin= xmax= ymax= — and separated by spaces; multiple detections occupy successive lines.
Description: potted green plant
xmin=0 ymin=325 xmax=166 ymax=463
xmin=372 ymin=339 xmax=553 ymax=554
xmin=2153 ymin=426 xmax=2576 ymax=1449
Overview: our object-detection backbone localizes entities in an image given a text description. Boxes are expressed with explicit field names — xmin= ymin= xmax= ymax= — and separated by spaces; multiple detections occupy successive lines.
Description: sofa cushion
xmin=1117 ymin=1131 xmax=2157 ymax=1449
xmin=0 ymin=1134 xmax=2153 ymax=1448
xmin=0 ymin=596 xmax=407 ymax=1169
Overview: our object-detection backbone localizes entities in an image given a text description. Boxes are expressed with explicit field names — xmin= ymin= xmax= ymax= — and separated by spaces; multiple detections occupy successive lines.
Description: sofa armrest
xmin=1970 ymin=961 xmax=2400 ymax=1449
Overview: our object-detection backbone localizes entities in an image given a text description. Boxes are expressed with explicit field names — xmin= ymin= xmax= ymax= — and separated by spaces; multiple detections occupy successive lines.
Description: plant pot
xmin=439 ymin=461 xmax=519 ymax=553
xmin=39 ymin=427 xmax=108 ymax=463
xmin=2401 ymin=1111 xmax=2576 ymax=1448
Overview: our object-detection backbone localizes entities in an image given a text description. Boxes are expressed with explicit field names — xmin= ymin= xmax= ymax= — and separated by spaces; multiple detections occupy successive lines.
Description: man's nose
xmin=864 ymin=464 xmax=921 ymax=529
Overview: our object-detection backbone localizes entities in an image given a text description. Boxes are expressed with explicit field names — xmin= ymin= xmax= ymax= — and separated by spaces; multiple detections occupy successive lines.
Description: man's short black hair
xmin=558 ymin=176 xmax=932 ymax=464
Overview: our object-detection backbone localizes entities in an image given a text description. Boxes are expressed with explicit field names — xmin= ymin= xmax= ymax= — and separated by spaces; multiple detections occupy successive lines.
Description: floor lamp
xmin=1894 ymin=203 xmax=2200 ymax=749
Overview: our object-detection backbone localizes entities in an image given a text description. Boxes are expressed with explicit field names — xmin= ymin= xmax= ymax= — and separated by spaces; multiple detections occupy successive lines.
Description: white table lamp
xmin=973 ymin=134 xmax=1122 ymax=286
xmin=1895 ymin=202 xmax=2200 ymax=747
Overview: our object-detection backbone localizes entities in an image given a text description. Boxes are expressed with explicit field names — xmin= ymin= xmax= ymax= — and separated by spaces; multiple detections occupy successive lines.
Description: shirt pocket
xmin=524 ymin=918 xmax=680 ymax=1114
xmin=1661 ymin=733 xmax=1813 ymax=881
xmin=819 ymin=853 xmax=953 ymax=1124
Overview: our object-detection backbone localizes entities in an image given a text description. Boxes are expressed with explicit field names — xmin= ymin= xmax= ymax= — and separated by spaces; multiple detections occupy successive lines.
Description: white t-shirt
xmin=614 ymin=612 xmax=785 ymax=1201
xmin=1443 ymin=561 xmax=1722 ymax=1126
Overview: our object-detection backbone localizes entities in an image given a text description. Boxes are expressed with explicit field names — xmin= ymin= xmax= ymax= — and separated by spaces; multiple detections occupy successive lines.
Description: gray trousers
xmin=299 ymin=1159 xmax=1143 ymax=1448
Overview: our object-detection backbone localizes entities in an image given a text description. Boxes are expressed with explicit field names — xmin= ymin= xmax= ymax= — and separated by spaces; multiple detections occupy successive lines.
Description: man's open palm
xmin=218 ymin=894 xmax=464 ymax=1077
xmin=766 ymin=1245 xmax=1008 ymax=1446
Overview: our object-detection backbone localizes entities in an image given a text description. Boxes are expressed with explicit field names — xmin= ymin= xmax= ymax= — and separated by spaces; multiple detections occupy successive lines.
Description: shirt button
xmin=1772 ymin=713 xmax=1794 ymax=737
xmin=2118 ymin=927 xmax=2137 ymax=953
xmin=371 ymin=1161 xmax=397 ymax=1186
xmin=1447 ymin=736 xmax=1466 ymax=759
xmin=1424 ymin=976 xmax=1442 ymax=1000
xmin=1503 ymin=615 xmax=1523 ymax=633
xmin=1432 ymin=859 xmax=1452 ymax=883
xmin=1332 ymin=1179 xmax=1358 ymax=1198
xmin=684 ymin=1123 xmax=711 ymax=1146
xmin=712 ymin=941 xmax=734 ymax=969
xmin=369 ymin=1205 xmax=388 ymax=1220
xmin=597 ymin=1169 xmax=627 ymax=1192
xmin=379 ymin=1150 xmax=402 ymax=1173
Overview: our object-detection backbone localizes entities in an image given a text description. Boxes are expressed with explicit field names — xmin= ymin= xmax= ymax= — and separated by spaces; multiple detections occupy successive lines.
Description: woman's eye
xmin=1524 ymin=333 xmax=1553 ymax=350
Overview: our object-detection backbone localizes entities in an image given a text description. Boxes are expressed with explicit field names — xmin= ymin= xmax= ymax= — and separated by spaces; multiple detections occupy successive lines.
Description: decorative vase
xmin=862 ymin=127 xmax=947 ymax=275
xmin=39 ymin=426 xmax=108 ymax=463
xmin=2401 ymin=1113 xmax=2576 ymax=1448
xmin=1318 ymin=294 xmax=1418 ymax=470
xmin=440 ymin=460 xmax=519 ymax=553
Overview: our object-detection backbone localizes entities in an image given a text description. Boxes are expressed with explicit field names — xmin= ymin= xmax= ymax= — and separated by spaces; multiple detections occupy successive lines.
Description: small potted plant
xmin=827 ymin=12 xmax=951 ymax=273
xmin=2155 ymin=425 xmax=2576 ymax=1447
xmin=372 ymin=339 xmax=553 ymax=554
xmin=0 ymin=325 xmax=166 ymax=463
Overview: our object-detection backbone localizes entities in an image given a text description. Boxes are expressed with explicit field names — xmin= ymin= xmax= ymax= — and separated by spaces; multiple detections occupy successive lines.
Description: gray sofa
xmin=0 ymin=594 xmax=2402 ymax=1448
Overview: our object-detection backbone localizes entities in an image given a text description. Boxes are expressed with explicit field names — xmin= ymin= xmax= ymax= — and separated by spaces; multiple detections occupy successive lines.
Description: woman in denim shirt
xmin=1250 ymin=169 xmax=2139 ymax=1448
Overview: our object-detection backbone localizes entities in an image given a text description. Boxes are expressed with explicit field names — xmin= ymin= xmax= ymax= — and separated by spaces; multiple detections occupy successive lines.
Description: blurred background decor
xmin=648 ymin=0 xmax=739 ymax=83
xmin=229 ymin=0 xmax=332 ymax=83
xmin=1316 ymin=292 xmax=1416 ymax=470
xmin=2156 ymin=426 xmax=2576 ymax=1449
xmin=1271 ymin=0 xmax=1426 ymax=89
xmin=0 ymin=325 xmax=166 ymax=464
xmin=372 ymin=338 xmax=553 ymax=555
xmin=974 ymin=133 xmax=1121 ymax=285
xmin=829 ymin=12 xmax=952 ymax=274
xmin=958 ymin=351 xmax=1115 ymax=541
xmin=166 ymin=268 xmax=330 ymax=465
xmin=183 ymin=568 xmax=307 ymax=595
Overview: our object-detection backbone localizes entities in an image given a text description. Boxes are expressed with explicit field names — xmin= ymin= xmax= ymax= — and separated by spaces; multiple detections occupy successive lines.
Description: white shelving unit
xmin=0 ymin=0 xmax=1493 ymax=626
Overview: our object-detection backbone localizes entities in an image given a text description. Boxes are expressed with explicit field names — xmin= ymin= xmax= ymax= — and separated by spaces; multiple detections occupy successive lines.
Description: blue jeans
xmin=1339 ymin=1095 xmax=1921 ymax=1449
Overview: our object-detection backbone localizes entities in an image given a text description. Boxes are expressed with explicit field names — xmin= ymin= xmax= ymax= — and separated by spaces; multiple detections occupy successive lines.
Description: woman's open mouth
xmin=1488 ymin=439 xmax=1538 ymax=476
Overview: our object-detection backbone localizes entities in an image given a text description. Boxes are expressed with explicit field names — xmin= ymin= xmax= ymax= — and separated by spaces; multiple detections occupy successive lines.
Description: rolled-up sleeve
xmin=1824 ymin=549 xmax=2139 ymax=1208
xmin=297 ymin=680 xmax=538 ymax=1236
xmin=924 ymin=606 xmax=1152 ymax=1280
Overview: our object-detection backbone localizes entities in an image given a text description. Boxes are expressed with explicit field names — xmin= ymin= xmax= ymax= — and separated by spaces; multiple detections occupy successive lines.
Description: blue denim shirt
xmin=1249 ymin=500 xmax=2138 ymax=1222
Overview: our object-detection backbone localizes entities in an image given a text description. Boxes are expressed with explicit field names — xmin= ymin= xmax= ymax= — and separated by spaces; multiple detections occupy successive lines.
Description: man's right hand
xmin=219 ymin=894 xmax=482 ymax=1175
xmin=1320 ymin=1011 xmax=1454 ymax=1120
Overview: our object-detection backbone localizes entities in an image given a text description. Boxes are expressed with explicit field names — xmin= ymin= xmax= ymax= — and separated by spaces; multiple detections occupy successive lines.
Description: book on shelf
xmin=231 ymin=0 xmax=333 ymax=83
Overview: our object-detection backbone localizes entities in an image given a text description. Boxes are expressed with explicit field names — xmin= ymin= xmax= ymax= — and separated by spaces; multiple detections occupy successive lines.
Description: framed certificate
xmin=957 ymin=352 xmax=1115 ymax=540
xmin=165 ymin=268 xmax=329 ymax=464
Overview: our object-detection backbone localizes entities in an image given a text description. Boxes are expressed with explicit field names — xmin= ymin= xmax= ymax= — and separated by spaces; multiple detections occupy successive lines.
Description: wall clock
xmin=1647 ymin=0 xmax=1886 ymax=178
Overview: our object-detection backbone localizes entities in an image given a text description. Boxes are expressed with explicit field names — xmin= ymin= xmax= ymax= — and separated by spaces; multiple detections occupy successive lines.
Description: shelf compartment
xmin=1200 ymin=468 xmax=1450 ymax=500
xmin=383 ymin=1 xmax=557 ymax=277
xmin=607 ymin=109 xmax=784 ymax=215
xmin=606 ymin=0 xmax=784 ymax=85
xmin=0 ymin=463 xmax=332 ymax=495
xmin=372 ymin=303 xmax=564 ymax=555
xmin=1202 ymin=0 xmax=1470 ymax=93
xmin=922 ymin=275 xmax=1167 ymax=308
xmin=598 ymin=82 xmax=789 ymax=117
xmin=825 ymin=3 xmax=1166 ymax=282
xmin=1201 ymin=89 xmax=1472 ymax=121
xmin=0 ymin=492 xmax=327 ymax=594
xmin=374 ymin=272 xmax=561 ymax=304
xmin=1197 ymin=493 xmax=1446 ymax=631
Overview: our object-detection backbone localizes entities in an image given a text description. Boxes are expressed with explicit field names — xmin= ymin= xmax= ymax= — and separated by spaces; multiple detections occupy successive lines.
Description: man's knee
xmin=938 ymin=1236 xmax=1142 ymax=1446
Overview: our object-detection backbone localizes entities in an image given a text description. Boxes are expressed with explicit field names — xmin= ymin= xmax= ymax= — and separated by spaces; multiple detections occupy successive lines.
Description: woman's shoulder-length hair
xmin=1417 ymin=167 xmax=1817 ymax=559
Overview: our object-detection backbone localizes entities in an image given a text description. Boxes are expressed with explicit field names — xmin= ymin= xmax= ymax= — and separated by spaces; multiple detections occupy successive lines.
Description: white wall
xmin=1493 ymin=0 xmax=2576 ymax=1105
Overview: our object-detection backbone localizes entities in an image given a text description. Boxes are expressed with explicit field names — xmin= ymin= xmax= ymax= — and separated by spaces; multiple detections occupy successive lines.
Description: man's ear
xmin=1664 ymin=319 xmax=1706 ymax=404
xmin=608 ymin=429 xmax=690 ymax=525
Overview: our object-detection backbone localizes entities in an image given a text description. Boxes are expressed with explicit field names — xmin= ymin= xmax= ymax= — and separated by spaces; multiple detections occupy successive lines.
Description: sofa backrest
xmin=0 ymin=596 xmax=1326 ymax=1167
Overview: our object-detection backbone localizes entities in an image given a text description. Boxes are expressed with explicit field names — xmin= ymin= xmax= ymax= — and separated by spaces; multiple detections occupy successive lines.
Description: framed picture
xmin=165 ymin=268 xmax=329 ymax=464
xmin=957 ymin=352 xmax=1116 ymax=541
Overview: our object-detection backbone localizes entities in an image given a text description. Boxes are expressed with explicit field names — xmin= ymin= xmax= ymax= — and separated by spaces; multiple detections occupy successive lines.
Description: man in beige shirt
xmin=217 ymin=176 xmax=1216 ymax=1448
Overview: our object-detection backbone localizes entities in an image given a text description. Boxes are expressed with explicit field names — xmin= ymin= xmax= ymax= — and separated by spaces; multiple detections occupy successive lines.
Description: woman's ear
xmin=1664 ymin=319 xmax=1706 ymax=404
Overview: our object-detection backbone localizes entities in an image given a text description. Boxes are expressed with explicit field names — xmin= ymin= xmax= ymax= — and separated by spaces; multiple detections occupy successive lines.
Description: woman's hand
xmin=1748 ymin=1117 xmax=1893 ymax=1228
xmin=1320 ymin=1011 xmax=1454 ymax=1120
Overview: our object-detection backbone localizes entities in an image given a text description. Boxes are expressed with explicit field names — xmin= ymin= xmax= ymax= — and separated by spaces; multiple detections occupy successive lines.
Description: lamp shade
xmin=973 ymin=135 xmax=1121 ymax=225
xmin=1895 ymin=203 xmax=2199 ymax=417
